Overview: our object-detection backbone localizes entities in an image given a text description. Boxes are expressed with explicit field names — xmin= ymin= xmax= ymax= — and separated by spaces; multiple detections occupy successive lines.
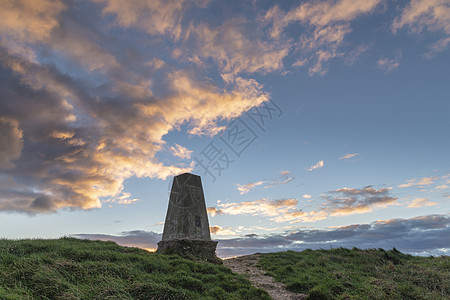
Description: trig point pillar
xmin=157 ymin=173 xmax=219 ymax=263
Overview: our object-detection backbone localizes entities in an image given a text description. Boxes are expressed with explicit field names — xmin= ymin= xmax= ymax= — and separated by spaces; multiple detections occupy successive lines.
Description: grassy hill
xmin=0 ymin=238 xmax=269 ymax=299
xmin=1 ymin=238 xmax=448 ymax=299
xmin=258 ymin=248 xmax=449 ymax=299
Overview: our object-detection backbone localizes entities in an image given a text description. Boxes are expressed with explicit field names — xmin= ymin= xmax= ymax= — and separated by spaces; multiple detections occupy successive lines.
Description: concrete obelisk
xmin=157 ymin=173 xmax=218 ymax=262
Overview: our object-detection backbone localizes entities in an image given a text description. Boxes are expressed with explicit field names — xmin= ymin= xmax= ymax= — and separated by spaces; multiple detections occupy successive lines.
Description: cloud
xmin=339 ymin=153 xmax=359 ymax=160
xmin=377 ymin=56 xmax=401 ymax=73
xmin=398 ymin=176 xmax=439 ymax=188
xmin=0 ymin=1 xmax=273 ymax=214
xmin=0 ymin=117 xmax=23 ymax=169
xmin=186 ymin=18 xmax=290 ymax=80
xmin=103 ymin=192 xmax=140 ymax=205
xmin=75 ymin=215 xmax=450 ymax=258
xmin=210 ymin=198 xmax=301 ymax=222
xmin=236 ymin=181 xmax=265 ymax=195
xmin=393 ymin=0 xmax=450 ymax=55
xmin=206 ymin=206 xmax=223 ymax=217
xmin=212 ymin=185 xmax=399 ymax=223
xmin=265 ymin=0 xmax=382 ymax=75
xmin=0 ymin=0 xmax=66 ymax=43
xmin=217 ymin=214 xmax=450 ymax=257
xmin=435 ymin=184 xmax=449 ymax=190
xmin=169 ymin=144 xmax=193 ymax=159
xmin=94 ymin=0 xmax=197 ymax=40
xmin=208 ymin=198 xmax=327 ymax=224
xmin=307 ymin=160 xmax=324 ymax=171
xmin=321 ymin=186 xmax=398 ymax=216
xmin=209 ymin=225 xmax=237 ymax=236
xmin=407 ymin=197 xmax=438 ymax=208
xmin=236 ymin=171 xmax=294 ymax=194
xmin=264 ymin=170 xmax=295 ymax=188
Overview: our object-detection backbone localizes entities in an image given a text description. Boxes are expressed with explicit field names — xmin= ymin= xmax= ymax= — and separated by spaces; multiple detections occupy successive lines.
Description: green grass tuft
xmin=258 ymin=248 xmax=450 ymax=299
xmin=0 ymin=238 xmax=270 ymax=299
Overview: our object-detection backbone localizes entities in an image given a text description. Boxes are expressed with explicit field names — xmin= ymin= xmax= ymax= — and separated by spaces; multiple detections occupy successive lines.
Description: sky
xmin=0 ymin=0 xmax=449 ymax=258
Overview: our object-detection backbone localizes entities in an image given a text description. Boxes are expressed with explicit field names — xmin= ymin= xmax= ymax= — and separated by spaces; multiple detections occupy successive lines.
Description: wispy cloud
xmin=265 ymin=0 xmax=382 ymax=75
xmin=407 ymin=197 xmax=437 ymax=208
xmin=236 ymin=181 xmax=265 ymax=195
xmin=103 ymin=192 xmax=140 ymax=205
xmin=206 ymin=206 xmax=223 ymax=217
xmin=210 ymin=225 xmax=237 ymax=236
xmin=212 ymin=184 xmax=400 ymax=223
xmin=435 ymin=184 xmax=449 ymax=190
xmin=378 ymin=56 xmax=401 ymax=73
xmin=208 ymin=197 xmax=326 ymax=224
xmin=307 ymin=160 xmax=324 ymax=171
xmin=339 ymin=153 xmax=359 ymax=160
xmin=393 ymin=0 xmax=450 ymax=56
xmin=169 ymin=144 xmax=193 ymax=159
xmin=236 ymin=171 xmax=294 ymax=194
xmin=398 ymin=176 xmax=439 ymax=188
xmin=264 ymin=170 xmax=295 ymax=188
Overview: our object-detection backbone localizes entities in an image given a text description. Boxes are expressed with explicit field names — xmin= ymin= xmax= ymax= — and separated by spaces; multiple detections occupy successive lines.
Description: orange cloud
xmin=236 ymin=181 xmax=265 ymax=195
xmin=307 ymin=160 xmax=324 ymax=171
xmin=207 ymin=198 xmax=327 ymax=223
xmin=94 ymin=0 xmax=194 ymax=39
xmin=398 ymin=176 xmax=439 ymax=188
xmin=265 ymin=0 xmax=381 ymax=75
xmin=210 ymin=225 xmax=237 ymax=236
xmin=339 ymin=153 xmax=359 ymax=160
xmin=0 ymin=25 xmax=272 ymax=214
xmin=170 ymin=144 xmax=193 ymax=159
xmin=0 ymin=0 xmax=66 ymax=42
xmin=393 ymin=0 xmax=450 ymax=56
xmin=407 ymin=197 xmax=438 ymax=208
xmin=186 ymin=20 xmax=290 ymax=80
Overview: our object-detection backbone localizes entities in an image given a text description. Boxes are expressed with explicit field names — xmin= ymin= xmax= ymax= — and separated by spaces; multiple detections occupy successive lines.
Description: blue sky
xmin=0 ymin=0 xmax=449 ymax=257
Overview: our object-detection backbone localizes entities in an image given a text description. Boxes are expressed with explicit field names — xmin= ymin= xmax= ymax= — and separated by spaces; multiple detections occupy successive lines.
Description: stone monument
xmin=157 ymin=173 xmax=219 ymax=263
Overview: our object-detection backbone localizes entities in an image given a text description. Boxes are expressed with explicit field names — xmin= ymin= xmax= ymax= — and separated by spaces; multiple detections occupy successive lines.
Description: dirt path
xmin=223 ymin=254 xmax=307 ymax=300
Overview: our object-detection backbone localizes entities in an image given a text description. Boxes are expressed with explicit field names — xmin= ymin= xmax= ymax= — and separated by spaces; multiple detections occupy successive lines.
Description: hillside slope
xmin=258 ymin=248 xmax=449 ymax=299
xmin=1 ymin=238 xmax=448 ymax=299
xmin=0 ymin=238 xmax=269 ymax=299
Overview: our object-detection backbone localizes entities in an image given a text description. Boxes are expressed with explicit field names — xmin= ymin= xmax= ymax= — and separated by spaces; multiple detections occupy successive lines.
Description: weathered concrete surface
xmin=158 ymin=173 xmax=219 ymax=262
xmin=162 ymin=173 xmax=211 ymax=241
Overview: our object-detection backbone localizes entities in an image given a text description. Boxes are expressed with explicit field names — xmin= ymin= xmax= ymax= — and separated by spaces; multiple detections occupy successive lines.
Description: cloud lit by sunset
xmin=0 ymin=0 xmax=449 ymax=257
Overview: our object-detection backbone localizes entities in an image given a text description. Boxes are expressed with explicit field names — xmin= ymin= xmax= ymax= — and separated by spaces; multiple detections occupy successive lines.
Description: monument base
xmin=157 ymin=239 xmax=221 ymax=264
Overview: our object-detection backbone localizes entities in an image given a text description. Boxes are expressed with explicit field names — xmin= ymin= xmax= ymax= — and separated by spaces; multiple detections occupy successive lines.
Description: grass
xmin=0 ymin=237 xmax=270 ymax=300
xmin=258 ymin=247 xmax=450 ymax=299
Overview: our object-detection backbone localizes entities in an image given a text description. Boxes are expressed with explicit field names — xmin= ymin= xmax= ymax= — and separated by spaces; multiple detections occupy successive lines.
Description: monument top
xmin=161 ymin=172 xmax=211 ymax=241
xmin=157 ymin=173 xmax=219 ymax=262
